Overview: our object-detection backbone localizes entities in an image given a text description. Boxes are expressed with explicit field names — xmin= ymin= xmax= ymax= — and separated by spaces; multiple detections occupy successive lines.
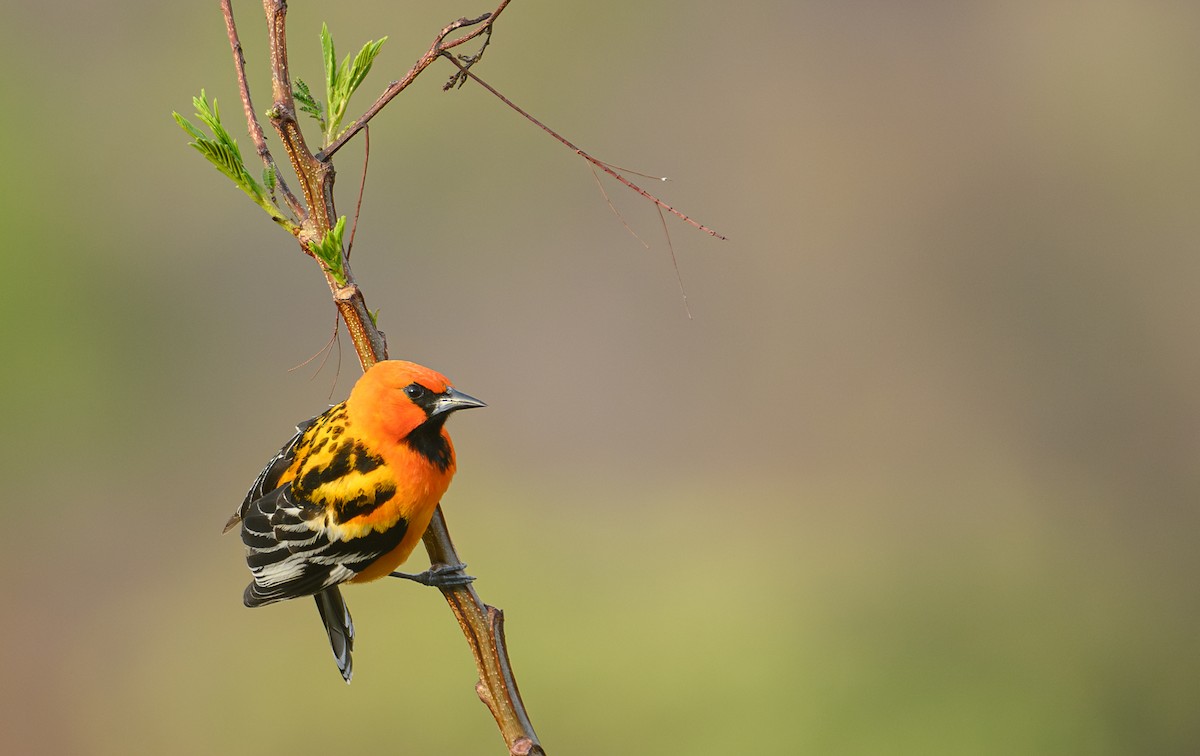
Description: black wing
xmin=239 ymin=483 xmax=409 ymax=607
xmin=222 ymin=413 xmax=321 ymax=534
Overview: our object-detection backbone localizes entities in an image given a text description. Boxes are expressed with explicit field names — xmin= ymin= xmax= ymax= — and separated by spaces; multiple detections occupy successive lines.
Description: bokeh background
xmin=3 ymin=1 xmax=1198 ymax=753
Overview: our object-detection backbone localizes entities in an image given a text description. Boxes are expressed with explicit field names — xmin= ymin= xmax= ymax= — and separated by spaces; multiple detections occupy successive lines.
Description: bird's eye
xmin=404 ymin=383 xmax=427 ymax=400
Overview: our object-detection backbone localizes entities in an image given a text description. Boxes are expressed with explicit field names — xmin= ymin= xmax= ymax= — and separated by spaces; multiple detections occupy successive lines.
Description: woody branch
xmin=220 ymin=1 xmax=541 ymax=753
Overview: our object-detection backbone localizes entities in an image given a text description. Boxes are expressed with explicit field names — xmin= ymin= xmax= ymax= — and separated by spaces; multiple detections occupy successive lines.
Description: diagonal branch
xmin=317 ymin=0 xmax=512 ymax=162
xmin=421 ymin=508 xmax=542 ymax=753
xmin=261 ymin=0 xmax=334 ymax=231
xmin=218 ymin=3 xmax=542 ymax=753
xmin=220 ymin=0 xmax=304 ymax=220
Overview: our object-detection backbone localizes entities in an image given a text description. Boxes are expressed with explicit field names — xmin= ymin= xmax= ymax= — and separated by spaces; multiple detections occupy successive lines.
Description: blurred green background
xmin=3 ymin=1 xmax=1198 ymax=753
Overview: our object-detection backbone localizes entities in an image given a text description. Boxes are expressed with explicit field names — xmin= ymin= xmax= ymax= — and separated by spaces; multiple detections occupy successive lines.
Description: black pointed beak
xmin=431 ymin=387 xmax=487 ymax=416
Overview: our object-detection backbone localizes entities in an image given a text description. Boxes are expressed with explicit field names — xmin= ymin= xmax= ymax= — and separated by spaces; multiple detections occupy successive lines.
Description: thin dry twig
xmin=346 ymin=125 xmax=370 ymax=259
xmin=288 ymin=309 xmax=345 ymax=400
xmin=587 ymin=158 xmax=671 ymax=183
xmin=587 ymin=161 xmax=650 ymax=249
xmin=220 ymin=0 xmax=304 ymax=220
xmin=442 ymin=54 xmax=727 ymax=240
xmin=656 ymin=204 xmax=692 ymax=319
xmin=287 ymin=311 xmax=340 ymax=377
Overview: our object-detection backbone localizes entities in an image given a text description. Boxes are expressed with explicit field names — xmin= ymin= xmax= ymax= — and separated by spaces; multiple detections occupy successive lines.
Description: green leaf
xmin=320 ymin=24 xmax=387 ymax=145
xmin=309 ymin=216 xmax=348 ymax=285
xmin=190 ymin=139 xmax=249 ymax=186
xmin=173 ymin=111 xmax=206 ymax=141
xmin=322 ymin=23 xmax=336 ymax=106
xmin=294 ymin=78 xmax=326 ymax=130
xmin=191 ymin=92 xmax=244 ymax=166
xmin=344 ymin=37 xmax=388 ymax=99
xmin=175 ymin=90 xmax=292 ymax=228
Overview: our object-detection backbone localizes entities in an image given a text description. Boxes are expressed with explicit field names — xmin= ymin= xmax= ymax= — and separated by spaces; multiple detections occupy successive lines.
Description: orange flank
xmin=223 ymin=360 xmax=485 ymax=682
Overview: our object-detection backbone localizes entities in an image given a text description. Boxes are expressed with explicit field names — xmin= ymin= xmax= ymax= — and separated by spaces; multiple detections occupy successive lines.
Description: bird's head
xmin=348 ymin=360 xmax=486 ymax=443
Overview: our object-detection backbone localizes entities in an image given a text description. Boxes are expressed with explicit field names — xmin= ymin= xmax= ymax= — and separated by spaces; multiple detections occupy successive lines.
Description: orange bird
xmin=223 ymin=360 xmax=485 ymax=682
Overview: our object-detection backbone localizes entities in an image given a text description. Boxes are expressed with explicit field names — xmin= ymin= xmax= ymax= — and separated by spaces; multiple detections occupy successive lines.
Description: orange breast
xmin=343 ymin=437 xmax=455 ymax=583
xmin=347 ymin=501 xmax=442 ymax=582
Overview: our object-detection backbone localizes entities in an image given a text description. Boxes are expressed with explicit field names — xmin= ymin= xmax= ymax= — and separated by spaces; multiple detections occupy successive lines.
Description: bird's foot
xmin=390 ymin=562 xmax=475 ymax=587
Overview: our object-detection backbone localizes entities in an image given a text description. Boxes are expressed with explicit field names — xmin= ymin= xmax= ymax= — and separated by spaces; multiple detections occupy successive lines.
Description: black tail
xmin=313 ymin=587 xmax=355 ymax=683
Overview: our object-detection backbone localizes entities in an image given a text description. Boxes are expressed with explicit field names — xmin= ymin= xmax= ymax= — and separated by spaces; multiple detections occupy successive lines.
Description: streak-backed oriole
xmin=223 ymin=360 xmax=485 ymax=681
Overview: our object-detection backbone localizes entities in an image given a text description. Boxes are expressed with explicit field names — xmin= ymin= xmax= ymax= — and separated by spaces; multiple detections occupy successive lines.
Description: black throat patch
xmin=404 ymin=415 xmax=453 ymax=472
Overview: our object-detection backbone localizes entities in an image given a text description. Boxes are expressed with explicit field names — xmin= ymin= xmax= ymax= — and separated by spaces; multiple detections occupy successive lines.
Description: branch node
xmin=442 ymin=23 xmax=493 ymax=90
xmin=511 ymin=737 xmax=537 ymax=756
xmin=476 ymin=678 xmax=493 ymax=706
xmin=333 ymin=283 xmax=360 ymax=302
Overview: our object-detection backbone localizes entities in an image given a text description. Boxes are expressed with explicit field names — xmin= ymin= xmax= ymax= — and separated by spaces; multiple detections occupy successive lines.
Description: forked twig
xmin=442 ymin=54 xmax=727 ymax=241
xmin=318 ymin=1 xmax=512 ymax=162
xmin=220 ymin=0 xmax=304 ymax=220
xmin=586 ymin=161 xmax=650 ymax=249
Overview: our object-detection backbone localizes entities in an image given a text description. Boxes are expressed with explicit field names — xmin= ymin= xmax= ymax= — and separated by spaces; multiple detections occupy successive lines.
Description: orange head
xmin=346 ymin=360 xmax=485 ymax=456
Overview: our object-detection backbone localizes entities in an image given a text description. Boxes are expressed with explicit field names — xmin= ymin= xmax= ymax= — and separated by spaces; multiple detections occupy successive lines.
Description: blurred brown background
xmin=2 ymin=1 xmax=1197 ymax=753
